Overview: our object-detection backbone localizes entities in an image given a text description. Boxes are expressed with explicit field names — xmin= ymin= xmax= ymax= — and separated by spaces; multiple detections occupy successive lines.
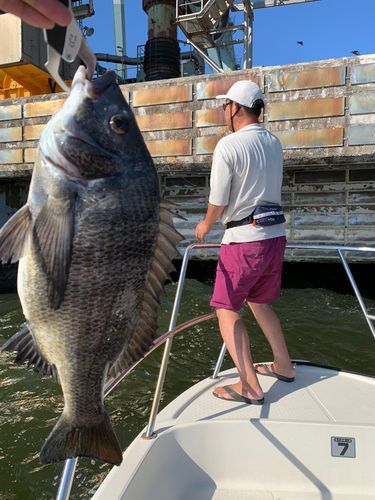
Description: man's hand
xmin=0 ymin=0 xmax=72 ymax=29
xmin=195 ymin=203 xmax=226 ymax=243
xmin=195 ymin=220 xmax=212 ymax=242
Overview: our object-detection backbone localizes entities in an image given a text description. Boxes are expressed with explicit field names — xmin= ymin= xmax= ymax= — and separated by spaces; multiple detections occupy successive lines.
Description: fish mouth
xmin=71 ymin=65 xmax=117 ymax=99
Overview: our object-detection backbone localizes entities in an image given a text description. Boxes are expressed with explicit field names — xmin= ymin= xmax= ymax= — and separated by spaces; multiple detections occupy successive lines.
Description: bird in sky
xmin=297 ymin=41 xmax=303 ymax=46
xmin=351 ymin=50 xmax=360 ymax=56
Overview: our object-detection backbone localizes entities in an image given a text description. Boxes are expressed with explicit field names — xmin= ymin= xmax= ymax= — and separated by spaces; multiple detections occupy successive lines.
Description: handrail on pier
xmin=56 ymin=243 xmax=375 ymax=500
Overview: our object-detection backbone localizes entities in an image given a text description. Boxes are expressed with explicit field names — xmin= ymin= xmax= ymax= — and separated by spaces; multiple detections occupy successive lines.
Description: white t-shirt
xmin=209 ymin=123 xmax=286 ymax=244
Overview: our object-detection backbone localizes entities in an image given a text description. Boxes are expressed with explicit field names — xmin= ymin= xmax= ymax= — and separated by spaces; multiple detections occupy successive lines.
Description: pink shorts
xmin=210 ymin=237 xmax=286 ymax=311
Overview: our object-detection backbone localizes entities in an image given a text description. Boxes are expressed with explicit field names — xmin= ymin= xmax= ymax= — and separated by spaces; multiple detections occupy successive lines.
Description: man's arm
xmin=0 ymin=0 xmax=72 ymax=28
xmin=195 ymin=203 xmax=225 ymax=242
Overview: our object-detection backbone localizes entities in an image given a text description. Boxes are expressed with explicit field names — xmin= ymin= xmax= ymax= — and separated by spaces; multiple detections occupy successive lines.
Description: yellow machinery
xmin=0 ymin=2 xmax=94 ymax=99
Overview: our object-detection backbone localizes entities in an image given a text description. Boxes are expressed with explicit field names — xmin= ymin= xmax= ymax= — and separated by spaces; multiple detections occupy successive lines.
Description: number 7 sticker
xmin=331 ymin=437 xmax=356 ymax=458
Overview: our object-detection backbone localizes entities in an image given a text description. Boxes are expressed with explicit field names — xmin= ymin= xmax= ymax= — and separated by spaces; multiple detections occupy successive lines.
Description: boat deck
xmin=93 ymin=363 xmax=375 ymax=500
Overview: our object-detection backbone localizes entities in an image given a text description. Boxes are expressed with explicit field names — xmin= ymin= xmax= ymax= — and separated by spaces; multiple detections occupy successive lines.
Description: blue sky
xmin=85 ymin=0 xmax=374 ymax=79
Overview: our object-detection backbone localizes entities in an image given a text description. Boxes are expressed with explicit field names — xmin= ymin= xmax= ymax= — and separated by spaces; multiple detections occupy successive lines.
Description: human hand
xmin=0 ymin=0 xmax=72 ymax=29
xmin=195 ymin=221 xmax=211 ymax=242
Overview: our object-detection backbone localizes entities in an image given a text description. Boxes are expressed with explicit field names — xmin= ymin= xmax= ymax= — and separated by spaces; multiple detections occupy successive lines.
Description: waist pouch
xmin=226 ymin=204 xmax=285 ymax=229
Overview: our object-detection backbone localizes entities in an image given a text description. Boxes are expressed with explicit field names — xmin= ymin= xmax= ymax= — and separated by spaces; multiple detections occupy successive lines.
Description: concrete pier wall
xmin=0 ymin=54 xmax=375 ymax=261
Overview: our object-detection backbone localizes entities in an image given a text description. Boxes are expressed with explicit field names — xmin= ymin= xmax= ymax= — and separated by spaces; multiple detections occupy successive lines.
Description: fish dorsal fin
xmin=34 ymin=197 xmax=75 ymax=310
xmin=1 ymin=323 xmax=60 ymax=383
xmin=0 ymin=204 xmax=30 ymax=264
xmin=108 ymin=200 xmax=184 ymax=378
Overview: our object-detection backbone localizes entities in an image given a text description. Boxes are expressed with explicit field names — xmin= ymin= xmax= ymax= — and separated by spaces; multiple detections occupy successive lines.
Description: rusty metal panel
xmin=196 ymin=108 xmax=226 ymax=128
xmin=196 ymin=135 xmax=222 ymax=154
xmin=164 ymin=196 xmax=206 ymax=208
xmin=292 ymin=249 xmax=339 ymax=258
xmin=133 ymin=85 xmax=192 ymax=107
xmin=0 ymin=149 xmax=23 ymax=164
xmin=348 ymin=125 xmax=375 ymax=146
xmin=275 ymin=128 xmax=344 ymax=149
xmin=351 ymin=63 xmax=375 ymax=85
xmin=136 ymin=111 xmax=192 ymax=132
xmin=24 ymin=99 xmax=65 ymax=118
xmin=24 ymin=148 xmax=36 ymax=163
xmin=349 ymin=95 xmax=375 ymax=115
xmin=348 ymin=213 xmax=375 ymax=225
xmin=145 ymin=139 xmax=191 ymax=157
xmin=164 ymin=175 xmax=207 ymax=189
xmin=348 ymin=190 xmax=375 ymax=204
xmin=120 ymin=89 xmax=129 ymax=102
xmin=24 ymin=124 xmax=45 ymax=140
xmin=196 ymin=76 xmax=262 ymax=100
xmin=294 ymin=214 xmax=345 ymax=226
xmin=268 ymin=67 xmax=345 ymax=92
xmin=268 ymin=97 xmax=345 ymax=121
xmin=284 ymin=213 xmax=292 ymax=226
xmin=295 ymin=170 xmax=345 ymax=184
xmin=0 ymin=126 xmax=22 ymax=143
xmin=347 ymin=229 xmax=375 ymax=242
xmin=281 ymin=193 xmax=292 ymax=205
xmin=349 ymin=169 xmax=375 ymax=182
xmin=294 ymin=191 xmax=345 ymax=205
xmin=0 ymin=105 xmax=21 ymax=121
xmin=346 ymin=250 xmax=375 ymax=259
xmin=293 ymin=228 xmax=345 ymax=241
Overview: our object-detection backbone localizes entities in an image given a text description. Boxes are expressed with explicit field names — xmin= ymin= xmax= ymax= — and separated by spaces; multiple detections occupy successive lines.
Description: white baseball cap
xmin=216 ymin=80 xmax=263 ymax=108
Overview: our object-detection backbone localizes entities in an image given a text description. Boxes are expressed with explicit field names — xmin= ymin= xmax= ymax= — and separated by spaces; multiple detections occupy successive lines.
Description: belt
xmin=226 ymin=214 xmax=253 ymax=229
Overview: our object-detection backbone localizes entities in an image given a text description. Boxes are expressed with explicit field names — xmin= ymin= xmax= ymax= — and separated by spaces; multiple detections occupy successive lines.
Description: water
xmin=0 ymin=279 xmax=375 ymax=499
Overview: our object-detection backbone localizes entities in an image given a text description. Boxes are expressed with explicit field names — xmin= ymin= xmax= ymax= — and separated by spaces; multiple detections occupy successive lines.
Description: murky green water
xmin=0 ymin=279 xmax=374 ymax=499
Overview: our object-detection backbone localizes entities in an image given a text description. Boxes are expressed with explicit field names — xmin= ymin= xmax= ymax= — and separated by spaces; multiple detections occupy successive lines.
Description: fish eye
xmin=110 ymin=115 xmax=128 ymax=135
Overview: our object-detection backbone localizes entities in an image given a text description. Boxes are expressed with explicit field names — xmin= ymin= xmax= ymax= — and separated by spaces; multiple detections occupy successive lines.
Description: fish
xmin=0 ymin=66 xmax=183 ymax=466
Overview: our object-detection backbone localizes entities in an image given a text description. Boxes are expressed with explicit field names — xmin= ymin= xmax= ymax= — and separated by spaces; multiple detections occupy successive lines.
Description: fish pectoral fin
xmin=1 ymin=323 xmax=60 ymax=383
xmin=40 ymin=409 xmax=122 ymax=466
xmin=34 ymin=197 xmax=75 ymax=310
xmin=0 ymin=204 xmax=30 ymax=264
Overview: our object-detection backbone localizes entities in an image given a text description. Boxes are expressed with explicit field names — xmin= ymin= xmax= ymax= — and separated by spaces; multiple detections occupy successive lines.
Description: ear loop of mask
xmin=230 ymin=104 xmax=242 ymax=132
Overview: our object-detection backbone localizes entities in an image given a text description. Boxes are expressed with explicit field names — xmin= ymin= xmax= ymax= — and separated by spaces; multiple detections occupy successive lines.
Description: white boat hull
xmin=92 ymin=363 xmax=375 ymax=500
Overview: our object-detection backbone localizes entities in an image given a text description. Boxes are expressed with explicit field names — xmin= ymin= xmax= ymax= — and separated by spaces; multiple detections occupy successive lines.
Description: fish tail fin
xmin=39 ymin=410 xmax=122 ymax=466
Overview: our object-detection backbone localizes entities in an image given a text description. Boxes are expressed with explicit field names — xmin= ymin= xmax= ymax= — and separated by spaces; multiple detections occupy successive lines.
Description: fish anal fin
xmin=40 ymin=410 xmax=122 ymax=466
xmin=34 ymin=196 xmax=75 ymax=310
xmin=1 ymin=323 xmax=60 ymax=383
xmin=0 ymin=204 xmax=30 ymax=264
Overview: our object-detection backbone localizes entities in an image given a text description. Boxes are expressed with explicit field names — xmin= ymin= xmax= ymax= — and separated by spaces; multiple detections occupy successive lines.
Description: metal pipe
xmin=105 ymin=313 xmax=216 ymax=396
xmin=243 ymin=0 xmax=253 ymax=69
xmin=96 ymin=51 xmax=205 ymax=74
xmin=144 ymin=337 xmax=173 ymax=438
xmin=55 ymin=458 xmax=77 ymax=500
xmin=94 ymin=52 xmax=139 ymax=65
xmin=337 ymin=248 xmax=375 ymax=339
xmin=144 ymin=244 xmax=195 ymax=437
xmin=286 ymin=244 xmax=375 ymax=253
xmin=181 ymin=50 xmax=205 ymax=74
xmin=212 ymin=342 xmax=227 ymax=379
xmin=144 ymin=244 xmax=219 ymax=438
xmin=186 ymin=40 xmax=224 ymax=73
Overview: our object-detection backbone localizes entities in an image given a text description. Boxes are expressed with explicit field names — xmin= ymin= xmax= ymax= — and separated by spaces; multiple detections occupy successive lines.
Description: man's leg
xmin=248 ymin=302 xmax=295 ymax=379
xmin=213 ymin=308 xmax=263 ymax=401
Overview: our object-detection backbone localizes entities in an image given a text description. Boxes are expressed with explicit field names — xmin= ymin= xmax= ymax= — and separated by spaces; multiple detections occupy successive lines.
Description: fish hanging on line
xmin=0 ymin=66 xmax=184 ymax=466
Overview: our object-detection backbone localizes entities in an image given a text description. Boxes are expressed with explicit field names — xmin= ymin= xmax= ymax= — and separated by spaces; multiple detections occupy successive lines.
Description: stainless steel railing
xmin=56 ymin=243 xmax=375 ymax=500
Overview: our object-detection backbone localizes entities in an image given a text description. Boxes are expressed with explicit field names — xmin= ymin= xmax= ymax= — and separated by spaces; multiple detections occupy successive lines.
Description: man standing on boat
xmin=195 ymin=80 xmax=295 ymax=404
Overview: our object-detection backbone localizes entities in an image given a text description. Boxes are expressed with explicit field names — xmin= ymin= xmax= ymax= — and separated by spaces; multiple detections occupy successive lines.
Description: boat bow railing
xmin=56 ymin=243 xmax=375 ymax=500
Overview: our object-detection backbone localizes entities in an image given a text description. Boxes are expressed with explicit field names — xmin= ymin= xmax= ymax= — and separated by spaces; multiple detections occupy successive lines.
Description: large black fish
xmin=0 ymin=66 xmax=183 ymax=466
